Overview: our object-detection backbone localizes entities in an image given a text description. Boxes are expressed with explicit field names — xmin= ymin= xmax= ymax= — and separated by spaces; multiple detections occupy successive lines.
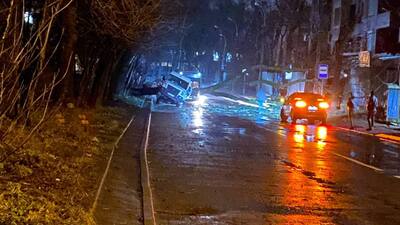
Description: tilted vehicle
xmin=158 ymin=72 xmax=193 ymax=106
xmin=179 ymin=71 xmax=202 ymax=98
xmin=280 ymin=92 xmax=329 ymax=124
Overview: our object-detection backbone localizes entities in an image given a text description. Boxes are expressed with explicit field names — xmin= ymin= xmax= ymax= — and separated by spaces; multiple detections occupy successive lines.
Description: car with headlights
xmin=280 ymin=92 xmax=329 ymax=124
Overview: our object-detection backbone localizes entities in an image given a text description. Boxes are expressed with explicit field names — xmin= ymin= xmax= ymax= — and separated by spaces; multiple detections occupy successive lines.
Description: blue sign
xmin=319 ymin=64 xmax=328 ymax=79
xmin=387 ymin=87 xmax=400 ymax=120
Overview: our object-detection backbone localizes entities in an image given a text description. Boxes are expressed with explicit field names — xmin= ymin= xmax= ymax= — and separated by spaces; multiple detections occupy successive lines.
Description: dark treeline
xmin=0 ymin=0 xmax=177 ymax=114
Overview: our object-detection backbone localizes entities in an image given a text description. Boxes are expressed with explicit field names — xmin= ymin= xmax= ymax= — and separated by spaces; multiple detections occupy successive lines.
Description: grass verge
xmin=0 ymin=102 xmax=137 ymax=224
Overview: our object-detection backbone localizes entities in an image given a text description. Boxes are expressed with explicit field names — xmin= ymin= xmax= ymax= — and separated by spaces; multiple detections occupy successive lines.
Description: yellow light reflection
xmin=295 ymin=125 xmax=306 ymax=133
xmin=279 ymin=126 xmax=334 ymax=225
xmin=317 ymin=126 xmax=327 ymax=140
xmin=294 ymin=133 xmax=304 ymax=143
xmin=293 ymin=125 xmax=306 ymax=143
xmin=316 ymin=126 xmax=328 ymax=151
xmin=317 ymin=141 xmax=327 ymax=150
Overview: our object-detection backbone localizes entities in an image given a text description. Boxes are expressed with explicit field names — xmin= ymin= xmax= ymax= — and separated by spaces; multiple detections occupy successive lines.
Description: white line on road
xmin=259 ymin=124 xmax=389 ymax=174
xmin=219 ymin=96 xmax=399 ymax=179
xmin=384 ymin=149 xmax=399 ymax=157
xmin=332 ymin=152 xmax=384 ymax=172
xmin=260 ymin=126 xmax=287 ymax=137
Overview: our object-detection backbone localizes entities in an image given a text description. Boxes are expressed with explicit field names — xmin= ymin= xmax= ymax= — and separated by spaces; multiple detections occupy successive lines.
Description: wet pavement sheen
xmin=147 ymin=95 xmax=400 ymax=225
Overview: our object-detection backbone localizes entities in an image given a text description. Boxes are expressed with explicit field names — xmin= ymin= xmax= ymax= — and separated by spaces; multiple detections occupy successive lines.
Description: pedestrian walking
xmin=366 ymin=91 xmax=378 ymax=131
xmin=347 ymin=93 xmax=355 ymax=129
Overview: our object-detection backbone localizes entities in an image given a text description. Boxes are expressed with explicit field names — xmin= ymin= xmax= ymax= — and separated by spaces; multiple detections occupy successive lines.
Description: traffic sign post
xmin=318 ymin=64 xmax=329 ymax=95
xmin=318 ymin=64 xmax=329 ymax=79
xmin=359 ymin=51 xmax=370 ymax=67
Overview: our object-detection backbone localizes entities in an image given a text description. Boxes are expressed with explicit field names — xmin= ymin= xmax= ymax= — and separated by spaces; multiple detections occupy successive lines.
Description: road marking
xmin=333 ymin=152 xmax=384 ymax=172
xmin=383 ymin=149 xmax=399 ymax=157
xmin=336 ymin=127 xmax=400 ymax=144
xmin=376 ymin=134 xmax=400 ymax=142
xmin=261 ymin=126 xmax=287 ymax=137
xmin=218 ymin=96 xmax=260 ymax=108
xmin=335 ymin=126 xmax=374 ymax=136
xmin=142 ymin=112 xmax=157 ymax=225
xmin=219 ymin=97 xmax=398 ymax=178
xmin=91 ymin=115 xmax=136 ymax=214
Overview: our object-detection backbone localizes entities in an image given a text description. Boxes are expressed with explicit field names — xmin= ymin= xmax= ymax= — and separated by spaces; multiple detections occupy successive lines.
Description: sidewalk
xmin=329 ymin=111 xmax=400 ymax=142
xmin=93 ymin=110 xmax=149 ymax=225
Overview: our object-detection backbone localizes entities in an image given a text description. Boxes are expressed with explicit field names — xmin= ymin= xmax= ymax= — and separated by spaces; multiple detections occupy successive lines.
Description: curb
xmin=336 ymin=126 xmax=400 ymax=144
xmin=140 ymin=109 xmax=156 ymax=225
xmin=90 ymin=115 xmax=136 ymax=214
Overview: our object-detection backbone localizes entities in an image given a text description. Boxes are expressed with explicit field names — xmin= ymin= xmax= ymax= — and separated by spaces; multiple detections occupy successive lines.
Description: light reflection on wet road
xmin=148 ymin=95 xmax=400 ymax=225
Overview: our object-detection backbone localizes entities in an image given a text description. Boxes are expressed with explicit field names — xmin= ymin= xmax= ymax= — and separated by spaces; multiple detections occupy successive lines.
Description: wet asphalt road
xmin=146 ymin=95 xmax=400 ymax=225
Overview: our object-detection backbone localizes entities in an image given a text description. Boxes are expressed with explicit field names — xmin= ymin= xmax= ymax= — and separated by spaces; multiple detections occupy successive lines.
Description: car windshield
xmin=165 ymin=84 xmax=181 ymax=96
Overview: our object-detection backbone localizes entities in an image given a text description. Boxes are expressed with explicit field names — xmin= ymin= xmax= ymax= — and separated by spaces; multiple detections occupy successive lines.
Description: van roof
xmin=170 ymin=72 xmax=192 ymax=83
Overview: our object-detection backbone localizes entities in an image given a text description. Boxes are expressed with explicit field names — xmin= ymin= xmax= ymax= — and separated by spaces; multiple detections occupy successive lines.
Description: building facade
xmin=330 ymin=0 xmax=400 ymax=122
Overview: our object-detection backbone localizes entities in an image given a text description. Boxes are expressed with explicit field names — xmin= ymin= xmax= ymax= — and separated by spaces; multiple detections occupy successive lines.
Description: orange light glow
xmin=317 ymin=126 xmax=327 ymax=140
xmin=294 ymin=125 xmax=306 ymax=143
xmin=317 ymin=141 xmax=327 ymax=150
xmin=295 ymin=100 xmax=307 ymax=108
xmin=295 ymin=125 xmax=306 ymax=133
xmin=294 ymin=133 xmax=304 ymax=143
xmin=318 ymin=102 xmax=329 ymax=109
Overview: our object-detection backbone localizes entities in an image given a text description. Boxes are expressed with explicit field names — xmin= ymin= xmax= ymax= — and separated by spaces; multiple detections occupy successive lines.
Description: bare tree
xmin=0 ymin=0 xmax=74 ymax=160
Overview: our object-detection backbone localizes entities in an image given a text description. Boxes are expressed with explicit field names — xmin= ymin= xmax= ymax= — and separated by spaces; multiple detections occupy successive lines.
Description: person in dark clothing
xmin=347 ymin=93 xmax=355 ymax=129
xmin=366 ymin=91 xmax=378 ymax=131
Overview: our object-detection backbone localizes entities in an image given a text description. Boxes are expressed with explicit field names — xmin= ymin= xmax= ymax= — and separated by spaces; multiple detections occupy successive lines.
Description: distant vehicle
xmin=280 ymin=92 xmax=329 ymax=124
xmin=179 ymin=71 xmax=202 ymax=98
xmin=158 ymin=72 xmax=193 ymax=106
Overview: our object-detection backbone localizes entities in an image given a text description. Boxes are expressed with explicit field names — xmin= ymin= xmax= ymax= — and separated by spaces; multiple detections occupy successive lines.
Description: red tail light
xmin=319 ymin=102 xmax=329 ymax=109
xmin=295 ymin=100 xmax=307 ymax=108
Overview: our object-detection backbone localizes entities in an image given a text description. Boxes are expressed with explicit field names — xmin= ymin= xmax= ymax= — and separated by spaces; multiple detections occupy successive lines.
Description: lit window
xmin=24 ymin=12 xmax=34 ymax=25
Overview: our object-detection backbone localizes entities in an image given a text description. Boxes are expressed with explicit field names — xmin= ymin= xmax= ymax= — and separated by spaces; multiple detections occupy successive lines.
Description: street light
xmin=214 ymin=25 xmax=228 ymax=82
xmin=254 ymin=2 xmax=266 ymax=91
xmin=241 ymin=69 xmax=249 ymax=95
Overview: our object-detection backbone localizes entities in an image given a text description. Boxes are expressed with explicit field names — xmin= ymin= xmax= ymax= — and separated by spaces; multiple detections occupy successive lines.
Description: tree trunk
xmin=90 ymin=46 xmax=116 ymax=106
xmin=60 ymin=0 xmax=78 ymax=103
xmin=104 ymin=51 xmax=124 ymax=103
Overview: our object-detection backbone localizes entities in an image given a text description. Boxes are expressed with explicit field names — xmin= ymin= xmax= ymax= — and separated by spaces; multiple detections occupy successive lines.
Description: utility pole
xmin=313 ymin=0 xmax=322 ymax=94
xmin=255 ymin=2 xmax=266 ymax=92
xmin=221 ymin=33 xmax=227 ymax=82
xmin=214 ymin=25 xmax=227 ymax=83
xmin=227 ymin=17 xmax=238 ymax=93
